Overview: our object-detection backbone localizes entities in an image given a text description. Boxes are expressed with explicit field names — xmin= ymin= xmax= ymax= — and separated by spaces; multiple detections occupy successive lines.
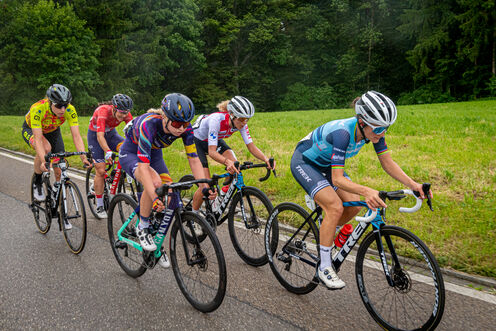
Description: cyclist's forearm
xmin=380 ymin=155 xmax=417 ymax=189
xmin=188 ymin=157 xmax=206 ymax=180
xmin=208 ymin=146 xmax=228 ymax=165
xmin=96 ymin=132 xmax=110 ymax=152
xmin=246 ymin=143 xmax=268 ymax=162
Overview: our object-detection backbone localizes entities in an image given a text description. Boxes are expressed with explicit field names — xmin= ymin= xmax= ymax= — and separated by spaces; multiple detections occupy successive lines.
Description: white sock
xmin=192 ymin=209 xmax=199 ymax=214
xmin=320 ymin=245 xmax=331 ymax=271
xmin=96 ymin=197 xmax=104 ymax=208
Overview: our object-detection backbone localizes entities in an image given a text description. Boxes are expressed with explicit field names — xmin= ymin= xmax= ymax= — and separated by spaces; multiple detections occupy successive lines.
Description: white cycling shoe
xmin=318 ymin=266 xmax=346 ymax=290
xmin=33 ymin=183 xmax=46 ymax=201
xmin=158 ymin=250 xmax=170 ymax=268
xmin=96 ymin=206 xmax=107 ymax=219
xmin=136 ymin=226 xmax=157 ymax=252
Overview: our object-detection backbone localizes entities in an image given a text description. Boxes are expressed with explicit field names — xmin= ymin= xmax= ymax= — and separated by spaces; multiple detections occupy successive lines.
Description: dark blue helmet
xmin=46 ymin=84 xmax=72 ymax=104
xmin=112 ymin=93 xmax=133 ymax=111
xmin=161 ymin=93 xmax=195 ymax=122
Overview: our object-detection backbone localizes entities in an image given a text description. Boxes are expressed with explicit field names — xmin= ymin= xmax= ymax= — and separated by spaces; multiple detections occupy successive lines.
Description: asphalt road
xmin=0 ymin=150 xmax=495 ymax=330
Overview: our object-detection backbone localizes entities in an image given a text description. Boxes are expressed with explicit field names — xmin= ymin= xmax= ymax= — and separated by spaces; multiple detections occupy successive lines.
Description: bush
xmin=397 ymin=86 xmax=456 ymax=105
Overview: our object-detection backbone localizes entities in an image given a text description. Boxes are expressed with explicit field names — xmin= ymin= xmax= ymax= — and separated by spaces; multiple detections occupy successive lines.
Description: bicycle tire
xmin=355 ymin=225 xmax=445 ymax=331
xmin=265 ymin=202 xmax=320 ymax=294
xmin=227 ymin=186 xmax=274 ymax=266
xmin=107 ymin=193 xmax=146 ymax=278
xmin=30 ymin=174 xmax=51 ymax=234
xmin=85 ymin=166 xmax=105 ymax=219
xmin=170 ymin=211 xmax=227 ymax=313
xmin=60 ymin=180 xmax=87 ymax=254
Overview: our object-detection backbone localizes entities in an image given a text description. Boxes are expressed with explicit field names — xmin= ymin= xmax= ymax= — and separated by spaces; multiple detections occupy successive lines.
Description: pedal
xmin=114 ymin=240 xmax=127 ymax=249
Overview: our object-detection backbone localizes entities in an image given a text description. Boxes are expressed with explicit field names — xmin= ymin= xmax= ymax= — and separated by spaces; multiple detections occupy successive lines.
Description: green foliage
xmin=279 ymin=83 xmax=338 ymax=110
xmin=0 ymin=0 xmax=100 ymax=114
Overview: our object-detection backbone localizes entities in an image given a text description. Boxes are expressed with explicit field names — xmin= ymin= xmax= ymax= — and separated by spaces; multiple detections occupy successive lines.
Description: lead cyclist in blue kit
xmin=290 ymin=90 xmax=432 ymax=289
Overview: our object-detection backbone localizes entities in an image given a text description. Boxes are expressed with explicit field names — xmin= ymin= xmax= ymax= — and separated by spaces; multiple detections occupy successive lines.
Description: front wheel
xmin=355 ymin=225 xmax=445 ymax=331
xmin=265 ymin=202 xmax=319 ymax=294
xmin=107 ymin=194 xmax=146 ymax=278
xmin=227 ymin=186 xmax=274 ymax=266
xmin=170 ymin=211 xmax=227 ymax=313
xmin=30 ymin=174 xmax=51 ymax=234
xmin=60 ymin=180 xmax=87 ymax=254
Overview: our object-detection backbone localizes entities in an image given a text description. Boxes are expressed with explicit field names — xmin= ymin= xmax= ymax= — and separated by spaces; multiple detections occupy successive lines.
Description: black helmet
xmin=46 ymin=84 xmax=72 ymax=104
xmin=161 ymin=93 xmax=195 ymax=122
xmin=112 ymin=94 xmax=133 ymax=111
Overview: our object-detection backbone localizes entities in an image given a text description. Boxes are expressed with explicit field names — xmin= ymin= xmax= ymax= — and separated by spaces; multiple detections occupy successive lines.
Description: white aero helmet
xmin=227 ymin=96 xmax=255 ymax=118
xmin=355 ymin=91 xmax=397 ymax=128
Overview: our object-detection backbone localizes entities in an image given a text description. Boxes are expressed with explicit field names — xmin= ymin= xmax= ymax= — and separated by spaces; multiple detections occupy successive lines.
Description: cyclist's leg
xmin=45 ymin=128 xmax=65 ymax=182
xmin=217 ymin=139 xmax=235 ymax=186
xmin=87 ymin=129 xmax=106 ymax=197
xmin=291 ymin=148 xmax=345 ymax=289
xmin=22 ymin=123 xmax=51 ymax=175
xmin=332 ymin=172 xmax=362 ymax=226
xmin=192 ymin=137 xmax=211 ymax=211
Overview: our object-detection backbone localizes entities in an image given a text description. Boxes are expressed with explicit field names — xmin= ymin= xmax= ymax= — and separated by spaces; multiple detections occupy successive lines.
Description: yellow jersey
xmin=25 ymin=98 xmax=79 ymax=133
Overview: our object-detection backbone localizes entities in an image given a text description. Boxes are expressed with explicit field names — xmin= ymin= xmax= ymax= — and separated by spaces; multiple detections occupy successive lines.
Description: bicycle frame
xmin=44 ymin=159 xmax=82 ymax=230
xmin=205 ymin=171 xmax=244 ymax=224
xmin=116 ymin=191 xmax=204 ymax=265
xmin=278 ymin=201 xmax=398 ymax=284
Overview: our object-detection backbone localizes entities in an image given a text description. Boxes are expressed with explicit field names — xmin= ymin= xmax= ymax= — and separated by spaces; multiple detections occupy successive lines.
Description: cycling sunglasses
xmin=170 ymin=120 xmax=190 ymax=129
xmin=235 ymin=117 xmax=249 ymax=122
xmin=115 ymin=108 xmax=129 ymax=114
xmin=54 ymin=103 xmax=68 ymax=109
xmin=372 ymin=126 xmax=388 ymax=135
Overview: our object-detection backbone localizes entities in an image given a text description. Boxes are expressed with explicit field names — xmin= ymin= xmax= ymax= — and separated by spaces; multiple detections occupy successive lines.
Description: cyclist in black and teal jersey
xmin=290 ymin=91 xmax=432 ymax=289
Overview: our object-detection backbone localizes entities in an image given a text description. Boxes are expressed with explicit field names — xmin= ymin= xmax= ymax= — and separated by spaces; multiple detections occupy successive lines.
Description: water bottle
xmin=334 ymin=223 xmax=353 ymax=248
xmin=212 ymin=185 xmax=229 ymax=212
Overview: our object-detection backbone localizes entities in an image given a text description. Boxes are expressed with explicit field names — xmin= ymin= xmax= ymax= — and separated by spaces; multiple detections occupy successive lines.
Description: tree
xmin=0 ymin=0 xmax=100 ymax=114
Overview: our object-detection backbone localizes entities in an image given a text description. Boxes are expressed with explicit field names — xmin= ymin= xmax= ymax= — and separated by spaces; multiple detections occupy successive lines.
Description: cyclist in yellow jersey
xmin=22 ymin=84 xmax=91 ymax=202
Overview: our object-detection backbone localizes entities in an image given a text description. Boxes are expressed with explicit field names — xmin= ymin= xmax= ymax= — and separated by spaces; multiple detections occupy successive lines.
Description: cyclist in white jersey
xmin=191 ymin=96 xmax=275 ymax=213
xmin=291 ymin=91 xmax=432 ymax=289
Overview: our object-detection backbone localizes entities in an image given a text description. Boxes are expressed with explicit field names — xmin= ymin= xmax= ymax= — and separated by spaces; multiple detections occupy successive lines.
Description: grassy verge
xmin=3 ymin=100 xmax=495 ymax=277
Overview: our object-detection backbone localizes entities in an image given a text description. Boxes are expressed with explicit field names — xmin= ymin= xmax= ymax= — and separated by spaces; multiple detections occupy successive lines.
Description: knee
xmin=95 ymin=166 xmax=106 ymax=177
xmin=323 ymin=202 xmax=344 ymax=219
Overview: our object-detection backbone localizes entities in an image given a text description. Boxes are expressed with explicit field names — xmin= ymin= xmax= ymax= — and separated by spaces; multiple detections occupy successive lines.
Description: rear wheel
xmin=228 ymin=186 xmax=274 ymax=266
xmin=107 ymin=194 xmax=146 ymax=278
xmin=170 ymin=211 xmax=226 ymax=313
xmin=265 ymin=202 xmax=319 ymax=294
xmin=117 ymin=171 xmax=141 ymax=202
xmin=85 ymin=166 xmax=107 ymax=219
xmin=30 ymin=174 xmax=51 ymax=234
xmin=355 ymin=225 xmax=445 ymax=331
xmin=178 ymin=174 xmax=196 ymax=211
xmin=60 ymin=180 xmax=87 ymax=254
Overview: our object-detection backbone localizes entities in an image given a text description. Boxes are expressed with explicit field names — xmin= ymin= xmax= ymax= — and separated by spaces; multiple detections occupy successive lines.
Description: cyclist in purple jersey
xmin=119 ymin=93 xmax=214 ymax=267
xmin=291 ymin=91 xmax=432 ymax=289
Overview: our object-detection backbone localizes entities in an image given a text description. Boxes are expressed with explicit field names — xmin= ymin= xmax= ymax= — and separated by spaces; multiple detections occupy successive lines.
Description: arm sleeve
xmin=373 ymin=137 xmax=389 ymax=156
xmin=65 ymin=105 xmax=79 ymax=127
xmin=207 ymin=120 xmax=221 ymax=146
xmin=240 ymin=125 xmax=253 ymax=145
xmin=329 ymin=129 xmax=351 ymax=169
xmin=182 ymin=126 xmax=198 ymax=159
xmin=137 ymin=119 xmax=155 ymax=163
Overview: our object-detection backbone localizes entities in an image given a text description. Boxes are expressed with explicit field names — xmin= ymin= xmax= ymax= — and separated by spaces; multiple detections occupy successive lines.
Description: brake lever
xmin=422 ymin=183 xmax=434 ymax=211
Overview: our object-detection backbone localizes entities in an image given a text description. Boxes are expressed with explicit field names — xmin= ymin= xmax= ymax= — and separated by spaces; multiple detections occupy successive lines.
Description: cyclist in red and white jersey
xmin=190 ymin=96 xmax=275 ymax=213
xmin=87 ymin=94 xmax=134 ymax=218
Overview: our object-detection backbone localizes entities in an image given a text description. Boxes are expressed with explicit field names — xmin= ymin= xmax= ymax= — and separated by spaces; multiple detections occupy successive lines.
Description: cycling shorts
xmin=119 ymin=139 xmax=171 ymax=183
xmin=22 ymin=121 xmax=65 ymax=153
xmin=194 ymin=137 xmax=231 ymax=168
xmin=291 ymin=140 xmax=350 ymax=198
xmin=87 ymin=129 xmax=124 ymax=163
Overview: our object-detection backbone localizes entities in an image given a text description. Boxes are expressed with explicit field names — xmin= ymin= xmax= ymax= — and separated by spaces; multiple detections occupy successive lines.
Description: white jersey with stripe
xmin=193 ymin=112 xmax=253 ymax=146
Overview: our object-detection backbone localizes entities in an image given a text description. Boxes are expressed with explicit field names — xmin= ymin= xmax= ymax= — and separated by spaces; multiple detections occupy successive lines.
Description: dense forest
xmin=0 ymin=0 xmax=494 ymax=115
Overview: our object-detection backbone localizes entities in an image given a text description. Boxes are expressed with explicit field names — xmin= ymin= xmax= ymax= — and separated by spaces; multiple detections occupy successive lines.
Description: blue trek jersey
xmin=299 ymin=117 xmax=389 ymax=169
xmin=125 ymin=113 xmax=198 ymax=163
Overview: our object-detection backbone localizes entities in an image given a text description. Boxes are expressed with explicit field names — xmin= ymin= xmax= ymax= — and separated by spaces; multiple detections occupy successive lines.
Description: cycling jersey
xmin=88 ymin=104 xmax=133 ymax=132
xmin=298 ymin=117 xmax=388 ymax=169
xmin=124 ymin=113 xmax=198 ymax=163
xmin=193 ymin=112 xmax=252 ymax=146
xmin=24 ymin=98 xmax=79 ymax=133
xmin=291 ymin=117 xmax=389 ymax=198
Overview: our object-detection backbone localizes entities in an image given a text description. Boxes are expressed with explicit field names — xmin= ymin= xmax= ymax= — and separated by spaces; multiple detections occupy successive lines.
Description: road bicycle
xmin=264 ymin=183 xmax=445 ymax=331
xmin=85 ymin=151 xmax=141 ymax=219
xmin=30 ymin=151 xmax=92 ymax=254
xmin=179 ymin=158 xmax=277 ymax=266
xmin=107 ymin=178 xmax=227 ymax=313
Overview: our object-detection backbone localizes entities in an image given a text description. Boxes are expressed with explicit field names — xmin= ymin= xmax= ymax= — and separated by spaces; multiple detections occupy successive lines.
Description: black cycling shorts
xmin=22 ymin=121 xmax=65 ymax=153
xmin=194 ymin=137 xmax=231 ymax=168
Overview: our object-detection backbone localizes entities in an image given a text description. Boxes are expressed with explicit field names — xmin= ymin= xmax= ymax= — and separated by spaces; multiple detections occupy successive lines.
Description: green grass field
xmin=2 ymin=100 xmax=495 ymax=277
